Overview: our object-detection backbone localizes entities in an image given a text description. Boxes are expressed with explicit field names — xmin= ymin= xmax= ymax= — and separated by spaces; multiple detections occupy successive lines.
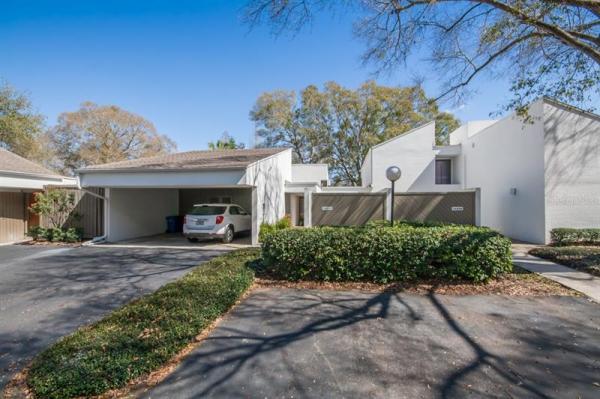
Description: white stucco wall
xmin=361 ymin=151 xmax=372 ymax=187
xmin=543 ymin=101 xmax=600 ymax=240
xmin=107 ymin=188 xmax=179 ymax=242
xmin=369 ymin=122 xmax=436 ymax=191
xmin=449 ymin=120 xmax=498 ymax=145
xmin=243 ymin=149 xmax=292 ymax=243
xmin=366 ymin=122 xmax=463 ymax=192
xmin=291 ymin=164 xmax=329 ymax=184
xmin=460 ymin=101 xmax=547 ymax=243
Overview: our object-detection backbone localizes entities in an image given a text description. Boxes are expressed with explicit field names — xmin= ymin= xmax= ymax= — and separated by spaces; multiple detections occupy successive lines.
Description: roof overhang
xmin=285 ymin=181 xmax=319 ymax=193
xmin=76 ymin=166 xmax=247 ymax=174
xmin=434 ymin=144 xmax=462 ymax=157
xmin=0 ymin=169 xmax=64 ymax=181
xmin=1 ymin=171 xmax=74 ymax=191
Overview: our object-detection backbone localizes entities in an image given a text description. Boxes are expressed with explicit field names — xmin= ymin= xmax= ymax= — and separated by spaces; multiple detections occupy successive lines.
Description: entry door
xmin=0 ymin=192 xmax=26 ymax=243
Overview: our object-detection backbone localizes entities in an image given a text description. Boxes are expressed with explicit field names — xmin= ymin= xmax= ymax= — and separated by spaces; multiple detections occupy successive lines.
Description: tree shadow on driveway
xmin=0 ymin=246 xmax=226 ymax=389
xmin=146 ymin=288 xmax=600 ymax=399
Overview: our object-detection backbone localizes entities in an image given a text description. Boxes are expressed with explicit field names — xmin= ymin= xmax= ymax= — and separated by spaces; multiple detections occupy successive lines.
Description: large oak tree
xmin=251 ymin=81 xmax=459 ymax=185
xmin=245 ymin=1 xmax=600 ymax=113
xmin=47 ymin=102 xmax=176 ymax=175
xmin=0 ymin=82 xmax=47 ymax=162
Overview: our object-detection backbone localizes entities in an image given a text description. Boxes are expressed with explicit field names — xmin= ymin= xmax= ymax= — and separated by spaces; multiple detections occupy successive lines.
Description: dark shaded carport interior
xmin=179 ymin=188 xmax=252 ymax=215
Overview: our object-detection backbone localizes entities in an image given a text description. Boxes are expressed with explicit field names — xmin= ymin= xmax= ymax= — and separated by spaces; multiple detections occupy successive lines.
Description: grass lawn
xmin=25 ymin=248 xmax=259 ymax=399
xmin=530 ymin=246 xmax=600 ymax=277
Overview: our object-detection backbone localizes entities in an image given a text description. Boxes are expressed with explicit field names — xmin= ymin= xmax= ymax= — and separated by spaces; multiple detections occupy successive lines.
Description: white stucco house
xmin=76 ymin=148 xmax=329 ymax=245
xmin=361 ymin=98 xmax=600 ymax=244
xmin=0 ymin=148 xmax=76 ymax=243
xmin=74 ymin=98 xmax=599 ymax=246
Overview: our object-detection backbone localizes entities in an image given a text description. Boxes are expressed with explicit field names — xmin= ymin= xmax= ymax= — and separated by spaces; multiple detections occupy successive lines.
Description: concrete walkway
xmin=512 ymin=244 xmax=600 ymax=303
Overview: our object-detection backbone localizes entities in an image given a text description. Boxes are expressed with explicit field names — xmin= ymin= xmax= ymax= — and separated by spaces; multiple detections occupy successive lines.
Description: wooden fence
xmin=0 ymin=191 xmax=27 ymax=243
xmin=393 ymin=191 xmax=476 ymax=225
xmin=40 ymin=188 xmax=104 ymax=238
xmin=311 ymin=193 xmax=386 ymax=226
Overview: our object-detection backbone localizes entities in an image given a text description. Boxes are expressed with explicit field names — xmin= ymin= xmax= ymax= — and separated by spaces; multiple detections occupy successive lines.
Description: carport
xmin=77 ymin=148 xmax=292 ymax=245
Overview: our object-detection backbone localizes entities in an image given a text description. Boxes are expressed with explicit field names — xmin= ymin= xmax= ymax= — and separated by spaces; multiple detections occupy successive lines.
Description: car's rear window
xmin=189 ymin=206 xmax=227 ymax=215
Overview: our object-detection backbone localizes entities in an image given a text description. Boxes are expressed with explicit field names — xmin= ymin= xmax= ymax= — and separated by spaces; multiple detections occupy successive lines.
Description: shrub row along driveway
xmin=146 ymin=288 xmax=600 ymax=399
xmin=0 ymin=244 xmax=225 ymax=389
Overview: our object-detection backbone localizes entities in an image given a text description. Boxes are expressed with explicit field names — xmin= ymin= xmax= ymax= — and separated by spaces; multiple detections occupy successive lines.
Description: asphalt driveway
xmin=146 ymin=288 xmax=600 ymax=399
xmin=0 ymin=244 xmax=225 ymax=389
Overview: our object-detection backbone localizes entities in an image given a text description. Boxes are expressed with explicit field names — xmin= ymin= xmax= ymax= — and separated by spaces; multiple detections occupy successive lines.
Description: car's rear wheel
xmin=222 ymin=226 xmax=234 ymax=243
xmin=187 ymin=237 xmax=198 ymax=243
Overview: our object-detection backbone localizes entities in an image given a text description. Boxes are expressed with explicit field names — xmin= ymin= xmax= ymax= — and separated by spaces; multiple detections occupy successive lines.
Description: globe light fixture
xmin=386 ymin=166 xmax=402 ymax=226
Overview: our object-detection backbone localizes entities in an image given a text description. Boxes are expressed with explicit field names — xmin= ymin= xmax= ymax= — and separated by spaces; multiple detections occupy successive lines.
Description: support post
xmin=251 ymin=187 xmax=259 ymax=245
xmin=303 ymin=188 xmax=312 ymax=227
xmin=391 ymin=181 xmax=395 ymax=227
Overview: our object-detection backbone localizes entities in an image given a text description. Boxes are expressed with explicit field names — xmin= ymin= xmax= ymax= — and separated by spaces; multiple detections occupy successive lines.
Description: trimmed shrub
xmin=27 ymin=249 xmax=258 ymax=399
xmin=27 ymin=226 xmax=83 ymax=242
xmin=261 ymin=225 xmax=512 ymax=283
xmin=259 ymin=215 xmax=292 ymax=241
xmin=530 ymin=246 xmax=600 ymax=277
xmin=27 ymin=226 xmax=45 ymax=240
xmin=550 ymin=228 xmax=600 ymax=246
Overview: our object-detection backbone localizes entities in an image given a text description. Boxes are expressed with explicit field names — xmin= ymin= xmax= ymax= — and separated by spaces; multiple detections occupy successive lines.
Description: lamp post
xmin=386 ymin=166 xmax=402 ymax=226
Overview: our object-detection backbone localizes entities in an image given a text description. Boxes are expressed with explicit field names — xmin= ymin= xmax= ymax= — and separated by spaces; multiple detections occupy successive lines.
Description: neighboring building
xmin=76 ymin=148 xmax=328 ymax=245
xmin=361 ymin=98 xmax=600 ymax=244
xmin=0 ymin=149 xmax=76 ymax=243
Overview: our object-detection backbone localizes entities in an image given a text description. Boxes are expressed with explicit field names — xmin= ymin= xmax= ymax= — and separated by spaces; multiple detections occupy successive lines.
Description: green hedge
xmin=27 ymin=249 xmax=258 ymax=399
xmin=550 ymin=228 xmax=600 ymax=246
xmin=261 ymin=225 xmax=512 ymax=283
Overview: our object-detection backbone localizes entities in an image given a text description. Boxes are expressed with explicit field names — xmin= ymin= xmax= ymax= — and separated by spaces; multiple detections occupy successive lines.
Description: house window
xmin=435 ymin=159 xmax=452 ymax=184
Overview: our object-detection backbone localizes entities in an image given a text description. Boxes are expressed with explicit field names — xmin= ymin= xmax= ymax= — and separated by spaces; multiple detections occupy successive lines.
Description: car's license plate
xmin=196 ymin=219 xmax=205 ymax=225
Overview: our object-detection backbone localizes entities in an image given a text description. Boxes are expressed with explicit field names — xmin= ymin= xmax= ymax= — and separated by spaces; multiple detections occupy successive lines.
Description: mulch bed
xmin=255 ymin=267 xmax=578 ymax=297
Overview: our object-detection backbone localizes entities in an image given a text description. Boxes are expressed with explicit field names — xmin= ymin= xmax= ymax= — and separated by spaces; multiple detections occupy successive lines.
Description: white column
xmin=104 ymin=187 xmax=111 ymax=241
xmin=251 ymin=187 xmax=259 ymax=245
xmin=303 ymin=188 xmax=312 ymax=227
xmin=290 ymin=194 xmax=299 ymax=226
xmin=474 ymin=187 xmax=481 ymax=227
xmin=385 ymin=187 xmax=392 ymax=222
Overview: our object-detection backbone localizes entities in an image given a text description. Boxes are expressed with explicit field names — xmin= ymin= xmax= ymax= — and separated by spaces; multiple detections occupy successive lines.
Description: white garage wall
xmin=244 ymin=149 xmax=292 ymax=244
xmin=107 ymin=188 xmax=179 ymax=242
xmin=544 ymin=101 xmax=600 ymax=241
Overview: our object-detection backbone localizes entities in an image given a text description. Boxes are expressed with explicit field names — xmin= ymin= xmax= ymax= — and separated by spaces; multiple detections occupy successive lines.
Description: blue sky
xmin=2 ymin=0 xmax=513 ymax=151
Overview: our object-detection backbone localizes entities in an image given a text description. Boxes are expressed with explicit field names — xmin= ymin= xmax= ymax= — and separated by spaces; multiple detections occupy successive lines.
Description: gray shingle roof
xmin=0 ymin=148 xmax=60 ymax=177
xmin=78 ymin=148 xmax=289 ymax=172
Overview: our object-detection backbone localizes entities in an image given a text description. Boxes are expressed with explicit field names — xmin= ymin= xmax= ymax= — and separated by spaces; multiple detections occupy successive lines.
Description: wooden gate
xmin=0 ymin=191 xmax=26 ymax=243
xmin=312 ymin=193 xmax=386 ymax=226
xmin=393 ymin=191 xmax=476 ymax=225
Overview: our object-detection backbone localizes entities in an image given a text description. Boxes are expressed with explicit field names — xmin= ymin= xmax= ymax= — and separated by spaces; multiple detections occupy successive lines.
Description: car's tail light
xmin=215 ymin=215 xmax=224 ymax=224
xmin=184 ymin=216 xmax=188 ymax=225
